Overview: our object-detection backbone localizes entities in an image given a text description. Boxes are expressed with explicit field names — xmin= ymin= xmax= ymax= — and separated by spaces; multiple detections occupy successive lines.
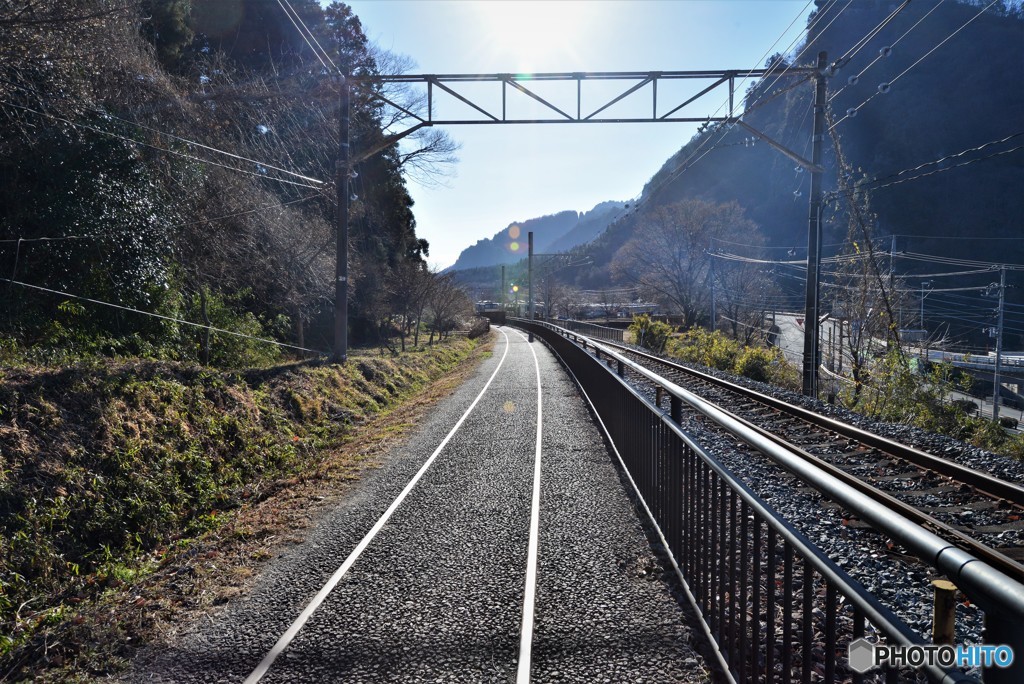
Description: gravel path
xmin=126 ymin=329 xmax=710 ymax=683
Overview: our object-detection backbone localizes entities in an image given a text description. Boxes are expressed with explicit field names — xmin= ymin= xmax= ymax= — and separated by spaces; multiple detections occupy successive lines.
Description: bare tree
xmin=427 ymin=271 xmax=471 ymax=343
xmin=613 ymin=200 xmax=759 ymax=328
xmin=713 ymin=257 xmax=781 ymax=345
xmin=389 ymin=261 xmax=434 ymax=351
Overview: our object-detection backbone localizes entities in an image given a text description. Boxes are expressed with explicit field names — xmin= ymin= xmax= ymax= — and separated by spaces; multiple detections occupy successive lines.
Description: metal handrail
xmin=539 ymin=317 xmax=623 ymax=342
xmin=586 ymin=334 xmax=1024 ymax=620
xmin=514 ymin=318 xmax=1024 ymax=683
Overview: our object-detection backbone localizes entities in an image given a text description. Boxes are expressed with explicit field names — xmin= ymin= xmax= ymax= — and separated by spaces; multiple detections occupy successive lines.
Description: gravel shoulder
xmin=126 ymin=329 xmax=710 ymax=682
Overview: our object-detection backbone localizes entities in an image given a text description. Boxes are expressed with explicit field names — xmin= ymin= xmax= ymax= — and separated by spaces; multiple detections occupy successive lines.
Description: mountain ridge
xmin=446 ymin=200 xmax=625 ymax=272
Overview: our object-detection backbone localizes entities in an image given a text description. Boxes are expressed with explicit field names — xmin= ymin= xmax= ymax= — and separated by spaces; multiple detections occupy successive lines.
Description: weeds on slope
xmin=0 ymin=337 xmax=481 ymax=680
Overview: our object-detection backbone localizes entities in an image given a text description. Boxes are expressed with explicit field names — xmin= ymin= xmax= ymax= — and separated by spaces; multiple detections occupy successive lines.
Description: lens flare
xmin=510 ymin=241 xmax=520 ymax=251
xmin=509 ymin=225 xmax=521 ymax=239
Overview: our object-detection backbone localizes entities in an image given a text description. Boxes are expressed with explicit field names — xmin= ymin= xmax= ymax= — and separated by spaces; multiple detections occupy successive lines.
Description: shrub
xmin=734 ymin=345 xmax=786 ymax=384
xmin=663 ymin=327 xmax=797 ymax=387
xmin=669 ymin=328 xmax=739 ymax=371
xmin=628 ymin=314 xmax=673 ymax=353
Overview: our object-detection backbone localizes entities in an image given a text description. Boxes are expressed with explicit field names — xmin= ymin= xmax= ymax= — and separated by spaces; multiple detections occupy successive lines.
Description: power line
xmin=887 ymin=0 xmax=999 ymax=88
xmin=2 ymin=277 xmax=327 ymax=356
xmin=0 ymin=196 xmax=320 ymax=252
xmin=0 ymin=235 xmax=99 ymax=245
xmin=868 ymin=145 xmax=1024 ymax=190
xmin=734 ymin=0 xmax=824 ymax=103
xmin=893 ymin=233 xmax=1024 ymax=242
xmin=897 ymin=252 xmax=1024 ymax=270
xmin=828 ymin=0 xmax=946 ymax=103
xmin=755 ymin=0 xmax=854 ymax=101
xmin=0 ymin=99 xmax=324 ymax=191
xmin=276 ymin=0 xmax=338 ymax=74
xmin=830 ymin=0 xmax=1000 ymax=129
xmin=168 ymin=194 xmax=320 ymax=230
xmin=0 ymin=77 xmax=326 ymax=187
xmin=629 ymin=0 xmax=902 ymax=215
xmin=103 ymin=110 xmax=326 ymax=186
xmin=858 ymin=131 xmax=1024 ymax=188
xmin=626 ymin=0 xmax=837 ymax=212
xmin=832 ymin=0 xmax=911 ymax=68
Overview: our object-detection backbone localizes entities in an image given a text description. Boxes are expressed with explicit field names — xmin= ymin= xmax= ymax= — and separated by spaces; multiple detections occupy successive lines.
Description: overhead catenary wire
xmin=2 ymin=277 xmax=327 ymax=356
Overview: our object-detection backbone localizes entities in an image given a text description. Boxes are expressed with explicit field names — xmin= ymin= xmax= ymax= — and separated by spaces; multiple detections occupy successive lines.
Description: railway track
xmin=589 ymin=338 xmax=1024 ymax=584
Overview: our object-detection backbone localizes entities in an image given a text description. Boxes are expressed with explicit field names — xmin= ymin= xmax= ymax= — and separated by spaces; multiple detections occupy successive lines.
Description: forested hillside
xmin=628 ymin=0 xmax=1024 ymax=260
xmin=1 ymin=0 xmax=460 ymax=363
xmin=569 ymin=0 xmax=1023 ymax=344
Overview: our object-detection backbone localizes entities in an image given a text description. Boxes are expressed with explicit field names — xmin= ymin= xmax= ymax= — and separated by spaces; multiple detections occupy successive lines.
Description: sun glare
xmin=468 ymin=1 xmax=596 ymax=72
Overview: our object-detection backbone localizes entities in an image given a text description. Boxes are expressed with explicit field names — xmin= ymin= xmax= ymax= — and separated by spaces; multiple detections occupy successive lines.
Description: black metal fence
xmin=514 ymin=319 xmax=1022 ymax=684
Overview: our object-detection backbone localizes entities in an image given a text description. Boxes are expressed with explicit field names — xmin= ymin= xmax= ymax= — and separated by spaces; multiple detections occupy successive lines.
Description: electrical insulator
xmin=847 ymin=75 xmax=859 ymax=86
xmin=878 ymin=82 xmax=891 ymax=94
xmin=350 ymin=193 xmax=358 ymax=201
xmin=794 ymin=166 xmax=804 ymax=173
xmin=793 ymin=190 xmax=803 ymax=198
xmin=846 ymin=108 xmax=858 ymax=117
xmin=880 ymin=46 xmax=893 ymax=58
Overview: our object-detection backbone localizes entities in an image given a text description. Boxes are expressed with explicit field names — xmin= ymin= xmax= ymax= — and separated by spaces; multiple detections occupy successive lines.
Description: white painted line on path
xmin=245 ymin=329 xmax=512 ymax=683
xmin=512 ymin=329 xmax=544 ymax=683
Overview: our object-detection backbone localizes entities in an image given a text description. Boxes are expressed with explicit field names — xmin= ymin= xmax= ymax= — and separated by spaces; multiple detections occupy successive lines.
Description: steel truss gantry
xmin=334 ymin=64 xmax=827 ymax=398
xmin=360 ymin=69 xmax=774 ymax=126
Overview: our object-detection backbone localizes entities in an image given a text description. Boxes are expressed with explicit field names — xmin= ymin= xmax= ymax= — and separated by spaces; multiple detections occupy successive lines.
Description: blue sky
xmin=343 ymin=0 xmax=817 ymax=268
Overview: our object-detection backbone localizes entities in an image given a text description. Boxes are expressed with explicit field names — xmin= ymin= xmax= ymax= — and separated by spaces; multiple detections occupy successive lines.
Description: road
xmin=127 ymin=328 xmax=709 ymax=682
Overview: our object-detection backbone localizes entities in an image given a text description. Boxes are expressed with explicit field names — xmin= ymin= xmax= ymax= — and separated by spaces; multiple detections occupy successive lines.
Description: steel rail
xmin=601 ymin=339 xmax=1024 ymax=508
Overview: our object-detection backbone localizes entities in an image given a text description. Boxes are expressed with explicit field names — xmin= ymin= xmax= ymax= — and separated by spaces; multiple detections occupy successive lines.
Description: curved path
xmin=128 ymin=329 xmax=708 ymax=682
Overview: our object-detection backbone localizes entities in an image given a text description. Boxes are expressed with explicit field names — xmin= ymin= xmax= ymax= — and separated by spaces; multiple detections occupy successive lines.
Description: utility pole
xmin=920 ymin=281 xmax=931 ymax=328
xmin=920 ymin=280 xmax=932 ymax=360
xmin=501 ymin=265 xmax=506 ymax=312
xmin=993 ymin=266 xmax=1006 ymax=422
xmin=709 ymin=254 xmax=716 ymax=332
xmin=334 ymin=77 xmax=351 ymax=363
xmin=801 ymin=51 xmax=828 ymax=397
xmin=528 ymin=231 xmax=535 ymax=342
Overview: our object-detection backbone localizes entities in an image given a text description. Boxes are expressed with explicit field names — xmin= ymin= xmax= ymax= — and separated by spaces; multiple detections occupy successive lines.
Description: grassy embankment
xmin=0 ymin=336 xmax=485 ymax=681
